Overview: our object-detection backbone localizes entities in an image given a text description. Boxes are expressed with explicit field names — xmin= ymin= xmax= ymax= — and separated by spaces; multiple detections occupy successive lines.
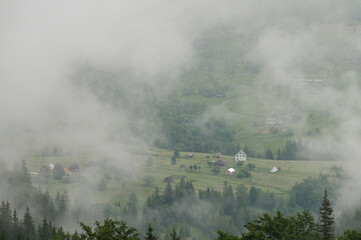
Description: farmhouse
xmin=225 ymin=168 xmax=236 ymax=176
xmin=185 ymin=153 xmax=194 ymax=158
xmin=213 ymin=152 xmax=221 ymax=159
xmin=64 ymin=168 xmax=71 ymax=176
xmin=265 ymin=118 xmax=279 ymax=125
xmin=270 ymin=166 xmax=278 ymax=173
xmin=212 ymin=158 xmax=226 ymax=166
xmin=30 ymin=172 xmax=38 ymax=178
xmin=164 ymin=176 xmax=174 ymax=183
xmin=234 ymin=150 xmax=247 ymax=161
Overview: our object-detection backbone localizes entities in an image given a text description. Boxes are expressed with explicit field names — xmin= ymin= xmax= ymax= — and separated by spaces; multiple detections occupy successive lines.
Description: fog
xmin=1 ymin=0 xmax=361 ymax=231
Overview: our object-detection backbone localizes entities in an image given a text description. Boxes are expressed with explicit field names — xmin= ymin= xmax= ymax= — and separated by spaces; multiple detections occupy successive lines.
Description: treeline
xmin=155 ymin=100 xmax=239 ymax=155
xmin=2 ymin=191 xmax=361 ymax=240
xmin=156 ymin=103 xmax=326 ymax=160
xmin=0 ymin=160 xmax=98 ymax=228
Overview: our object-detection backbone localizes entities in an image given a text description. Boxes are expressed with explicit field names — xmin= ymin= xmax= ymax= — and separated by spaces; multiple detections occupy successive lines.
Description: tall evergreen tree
xmin=23 ymin=207 xmax=36 ymax=240
xmin=0 ymin=202 xmax=12 ymax=238
xmin=319 ymin=190 xmax=334 ymax=240
xmin=11 ymin=209 xmax=21 ymax=240
xmin=170 ymin=227 xmax=180 ymax=240
xmin=163 ymin=183 xmax=174 ymax=205
xmin=126 ymin=193 xmax=138 ymax=216
xmin=277 ymin=148 xmax=282 ymax=160
xmin=145 ymin=224 xmax=157 ymax=240
xmin=38 ymin=217 xmax=50 ymax=240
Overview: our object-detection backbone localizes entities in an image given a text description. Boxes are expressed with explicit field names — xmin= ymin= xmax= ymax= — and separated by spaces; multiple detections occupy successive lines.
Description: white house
xmin=234 ymin=150 xmax=247 ymax=161
xmin=225 ymin=168 xmax=236 ymax=176
xmin=270 ymin=167 xmax=278 ymax=173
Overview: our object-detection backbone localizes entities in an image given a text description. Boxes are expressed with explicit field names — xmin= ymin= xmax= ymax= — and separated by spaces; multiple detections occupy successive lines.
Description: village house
xmin=212 ymin=158 xmax=226 ymax=166
xmin=164 ymin=176 xmax=174 ymax=183
xmin=270 ymin=166 xmax=278 ymax=173
xmin=213 ymin=152 xmax=221 ymax=159
xmin=68 ymin=163 xmax=79 ymax=172
xmin=234 ymin=150 xmax=247 ymax=161
xmin=225 ymin=168 xmax=236 ymax=176
xmin=265 ymin=118 xmax=279 ymax=125
xmin=64 ymin=168 xmax=71 ymax=176
xmin=30 ymin=172 xmax=38 ymax=178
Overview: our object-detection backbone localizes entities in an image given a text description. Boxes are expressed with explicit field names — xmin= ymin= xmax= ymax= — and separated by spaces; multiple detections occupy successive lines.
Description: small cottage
xmin=213 ymin=152 xmax=221 ymax=159
xmin=164 ymin=176 xmax=174 ymax=183
xmin=270 ymin=167 xmax=278 ymax=173
xmin=64 ymin=168 xmax=71 ymax=176
xmin=225 ymin=168 xmax=236 ymax=176
xmin=234 ymin=150 xmax=247 ymax=161
xmin=212 ymin=158 xmax=226 ymax=166
xmin=30 ymin=172 xmax=38 ymax=178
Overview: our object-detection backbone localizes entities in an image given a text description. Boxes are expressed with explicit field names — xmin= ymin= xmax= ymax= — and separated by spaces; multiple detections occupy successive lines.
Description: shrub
xmin=53 ymin=163 xmax=65 ymax=180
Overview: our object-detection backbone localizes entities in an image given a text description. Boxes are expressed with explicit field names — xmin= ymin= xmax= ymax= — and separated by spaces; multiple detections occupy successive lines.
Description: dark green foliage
xmin=337 ymin=229 xmax=361 ymax=239
xmin=246 ymin=163 xmax=255 ymax=171
xmin=23 ymin=207 xmax=36 ymax=240
xmin=169 ymin=228 xmax=180 ymax=240
xmin=212 ymin=166 xmax=220 ymax=175
xmin=171 ymin=156 xmax=177 ymax=165
xmin=146 ymin=158 xmax=153 ymax=167
xmin=156 ymin=100 xmax=238 ymax=154
xmin=142 ymin=176 xmax=155 ymax=186
xmin=163 ymin=183 xmax=174 ymax=205
xmin=241 ymin=211 xmax=320 ymax=239
xmin=8 ymin=160 xmax=31 ymax=187
xmin=249 ymin=187 xmax=259 ymax=206
xmin=319 ymin=190 xmax=334 ymax=240
xmin=52 ymin=163 xmax=65 ymax=180
xmin=215 ymin=231 xmax=241 ymax=240
xmin=290 ymin=176 xmax=334 ymax=212
xmin=174 ymin=150 xmax=180 ymax=158
xmin=0 ymin=202 xmax=12 ymax=239
xmin=79 ymin=219 xmax=140 ymax=240
xmin=265 ymin=148 xmax=274 ymax=160
xmin=126 ymin=193 xmax=138 ymax=217
xmin=236 ymin=161 xmax=243 ymax=167
xmin=145 ymin=224 xmax=158 ymax=240
xmin=236 ymin=169 xmax=251 ymax=178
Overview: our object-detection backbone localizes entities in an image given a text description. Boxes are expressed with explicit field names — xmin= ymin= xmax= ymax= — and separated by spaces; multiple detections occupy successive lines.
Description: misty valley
xmin=2 ymin=1 xmax=361 ymax=239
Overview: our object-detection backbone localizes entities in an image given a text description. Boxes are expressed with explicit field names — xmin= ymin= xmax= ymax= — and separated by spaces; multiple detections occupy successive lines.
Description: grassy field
xmin=26 ymin=148 xmax=343 ymax=208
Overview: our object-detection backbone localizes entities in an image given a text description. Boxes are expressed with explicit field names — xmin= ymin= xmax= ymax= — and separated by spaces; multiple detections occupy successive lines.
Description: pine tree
xmin=277 ymin=148 xmax=282 ymax=160
xmin=319 ymin=190 xmax=334 ymax=240
xmin=145 ymin=224 xmax=157 ymax=240
xmin=11 ymin=209 xmax=21 ymax=240
xmin=23 ymin=207 xmax=36 ymax=240
xmin=171 ymin=156 xmax=177 ymax=165
xmin=0 ymin=202 xmax=12 ymax=238
xmin=126 ymin=193 xmax=138 ymax=216
xmin=163 ymin=183 xmax=174 ymax=205
xmin=38 ymin=217 xmax=50 ymax=240
xmin=170 ymin=227 xmax=180 ymax=240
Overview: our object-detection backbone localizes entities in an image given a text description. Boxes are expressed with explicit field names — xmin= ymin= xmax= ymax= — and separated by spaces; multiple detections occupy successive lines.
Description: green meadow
xmin=25 ymin=149 xmax=343 ymax=207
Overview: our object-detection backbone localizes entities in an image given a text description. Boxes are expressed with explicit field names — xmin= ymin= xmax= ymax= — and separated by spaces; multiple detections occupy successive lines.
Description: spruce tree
xmin=163 ymin=183 xmax=174 ymax=205
xmin=23 ymin=207 xmax=36 ymax=240
xmin=319 ymin=190 xmax=334 ymax=240
xmin=170 ymin=227 xmax=180 ymax=240
xmin=145 ymin=224 xmax=157 ymax=240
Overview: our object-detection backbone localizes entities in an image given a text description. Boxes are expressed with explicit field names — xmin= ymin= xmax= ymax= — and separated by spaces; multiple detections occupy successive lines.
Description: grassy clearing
xmin=26 ymin=148 xmax=343 ymax=207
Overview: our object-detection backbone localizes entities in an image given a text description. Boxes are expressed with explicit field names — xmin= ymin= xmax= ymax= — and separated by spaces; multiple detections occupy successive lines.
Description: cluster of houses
xmin=30 ymin=163 xmax=79 ymax=178
xmin=253 ymin=118 xmax=283 ymax=129
xmin=166 ymin=149 xmax=280 ymax=182
xmin=223 ymin=150 xmax=279 ymax=176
